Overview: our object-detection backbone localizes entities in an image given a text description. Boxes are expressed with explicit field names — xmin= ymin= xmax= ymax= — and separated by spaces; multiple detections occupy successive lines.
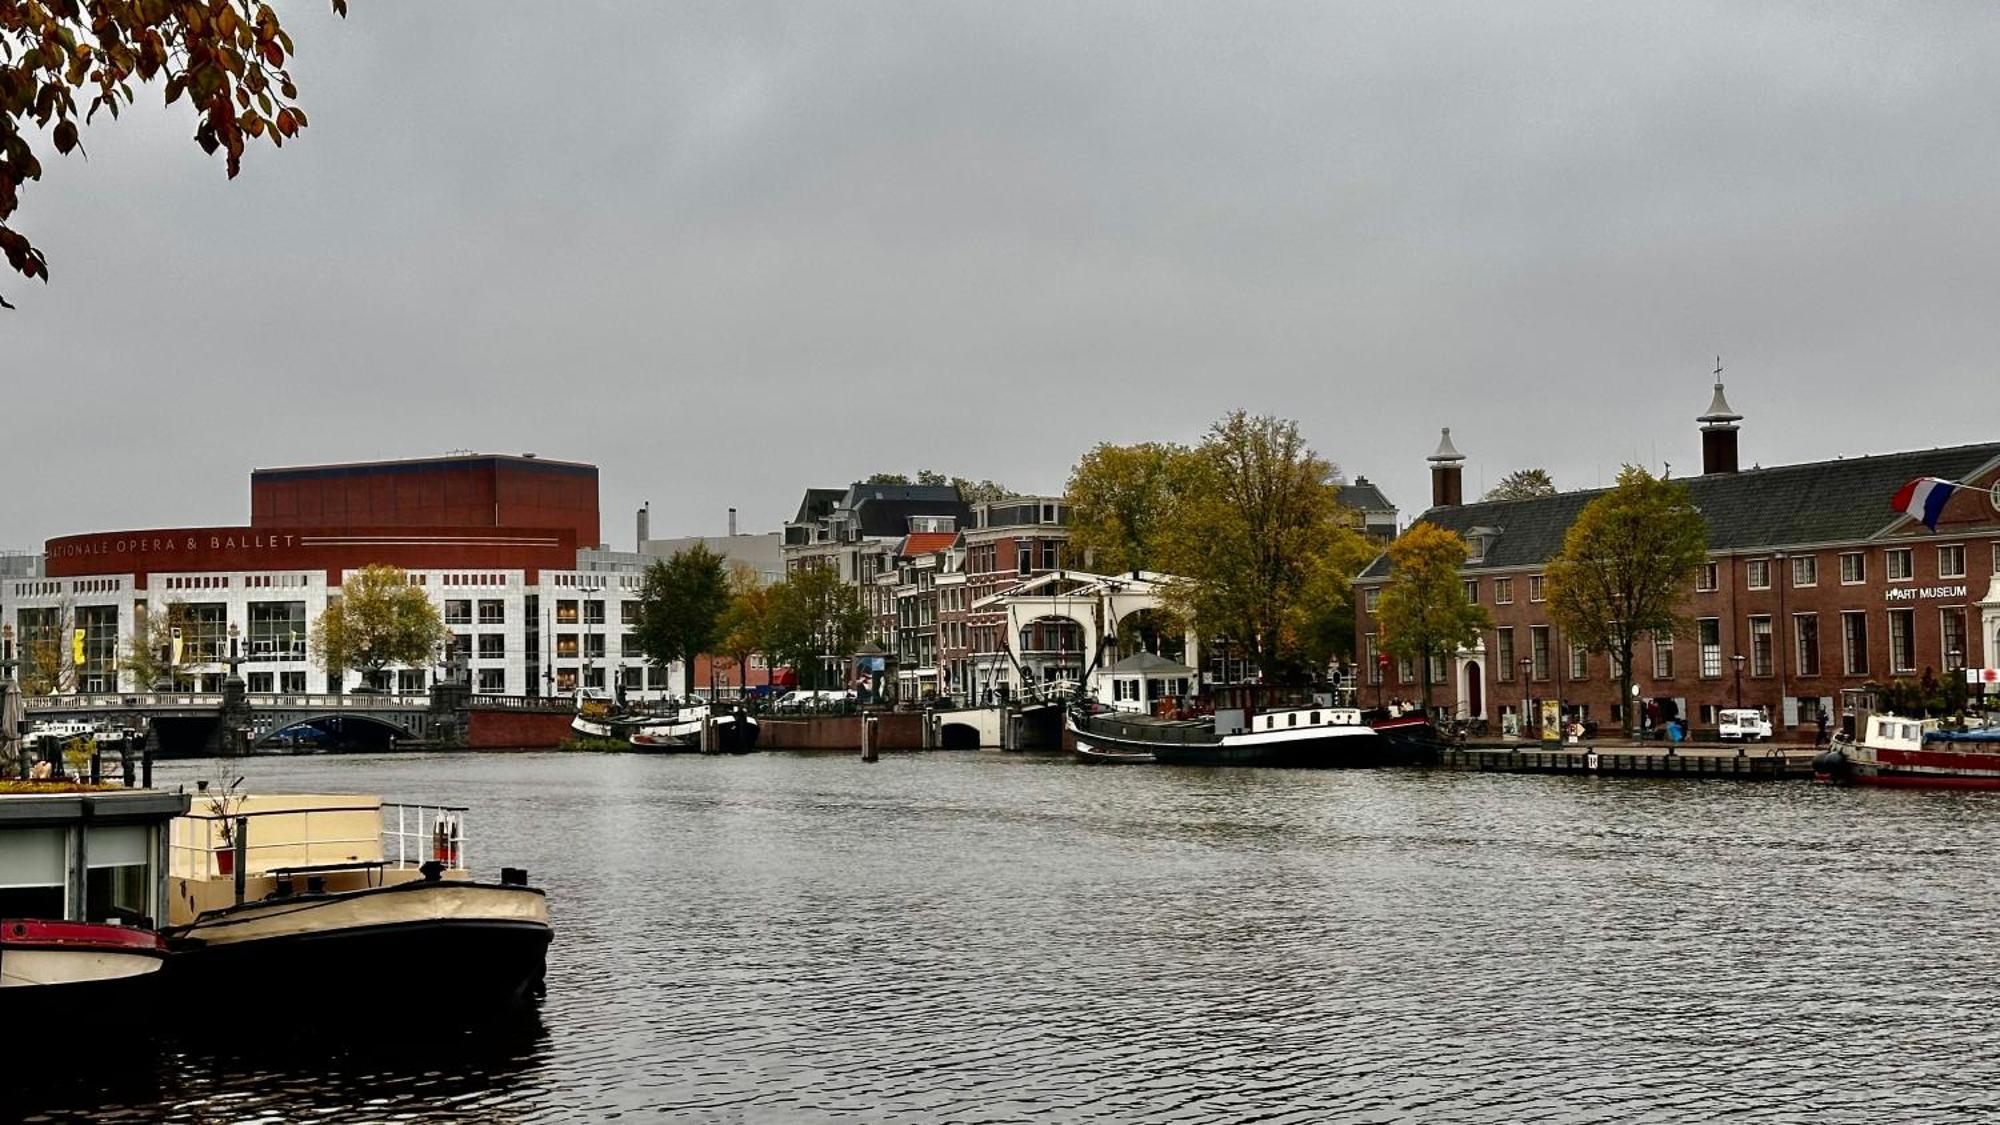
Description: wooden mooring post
xmin=860 ymin=714 xmax=879 ymax=763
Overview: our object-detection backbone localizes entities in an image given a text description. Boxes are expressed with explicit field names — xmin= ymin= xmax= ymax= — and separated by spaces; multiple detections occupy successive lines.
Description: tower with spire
xmin=1698 ymin=358 xmax=1743 ymax=475
xmin=1429 ymin=427 xmax=1465 ymax=507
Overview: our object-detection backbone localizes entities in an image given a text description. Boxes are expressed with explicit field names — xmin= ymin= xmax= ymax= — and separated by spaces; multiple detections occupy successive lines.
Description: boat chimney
xmin=728 ymin=507 xmax=738 ymax=537
xmin=1428 ymin=427 xmax=1465 ymax=508
xmin=636 ymin=502 xmax=650 ymax=550
xmin=1698 ymin=359 xmax=1743 ymax=475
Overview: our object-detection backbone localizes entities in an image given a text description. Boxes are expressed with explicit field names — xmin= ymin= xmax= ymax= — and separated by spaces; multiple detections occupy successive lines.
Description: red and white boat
xmin=1816 ymin=713 xmax=2000 ymax=789
xmin=0 ymin=919 xmax=169 ymax=1018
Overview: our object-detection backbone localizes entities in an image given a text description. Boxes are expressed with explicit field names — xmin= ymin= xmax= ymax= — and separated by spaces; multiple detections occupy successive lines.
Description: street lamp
xmin=1731 ymin=652 xmax=1745 ymax=709
xmin=1519 ymin=655 xmax=1533 ymax=737
xmin=1948 ymin=647 xmax=1964 ymax=673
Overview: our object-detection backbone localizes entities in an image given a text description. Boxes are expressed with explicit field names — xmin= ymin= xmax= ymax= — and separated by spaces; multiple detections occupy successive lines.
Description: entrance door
xmin=1465 ymin=661 xmax=1483 ymax=718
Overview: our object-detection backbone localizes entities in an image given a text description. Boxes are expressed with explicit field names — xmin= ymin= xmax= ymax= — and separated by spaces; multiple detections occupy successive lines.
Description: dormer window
xmin=1466 ymin=526 xmax=1499 ymax=564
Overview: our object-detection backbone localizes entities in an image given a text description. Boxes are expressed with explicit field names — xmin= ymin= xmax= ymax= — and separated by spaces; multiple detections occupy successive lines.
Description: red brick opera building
xmin=1354 ymin=385 xmax=2000 ymax=736
xmin=8 ymin=455 xmax=660 ymax=700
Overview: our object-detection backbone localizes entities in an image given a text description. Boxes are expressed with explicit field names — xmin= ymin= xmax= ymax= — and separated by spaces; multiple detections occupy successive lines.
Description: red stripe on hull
xmin=1878 ymin=747 xmax=2000 ymax=773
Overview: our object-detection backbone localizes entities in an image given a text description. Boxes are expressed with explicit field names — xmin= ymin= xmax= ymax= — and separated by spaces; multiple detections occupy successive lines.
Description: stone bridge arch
xmin=252 ymin=711 xmax=426 ymax=750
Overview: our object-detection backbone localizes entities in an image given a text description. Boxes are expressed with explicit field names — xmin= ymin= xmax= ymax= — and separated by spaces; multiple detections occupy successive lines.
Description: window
xmin=1886 ymin=548 xmax=1913 ymax=582
xmin=1041 ymin=542 xmax=1059 ymax=571
xmin=1698 ymin=618 xmax=1722 ymax=677
xmin=556 ymin=599 xmax=579 ymax=624
xmin=584 ymin=634 xmax=606 ymax=659
xmin=584 ymin=600 xmax=606 ymax=625
xmin=1569 ymin=643 xmax=1588 ymax=680
xmin=1749 ymin=616 xmax=1773 ymax=676
xmin=1493 ymin=577 xmax=1513 ymax=604
xmin=444 ymin=599 xmax=472 ymax=626
xmin=397 ymin=669 xmax=427 ymax=693
xmin=1938 ymin=544 xmax=1966 ymax=579
xmin=248 ymin=601 xmax=308 ymax=658
xmin=478 ymin=634 xmax=505 ymax=660
xmin=478 ymin=600 xmax=505 ymax=625
xmin=1017 ymin=541 xmax=1034 ymax=576
xmin=1842 ymin=612 xmax=1869 ymax=676
xmin=622 ymin=634 xmax=641 ymax=658
xmin=1747 ymin=559 xmax=1771 ymax=590
xmin=1840 ymin=552 xmax=1865 ymax=585
xmin=1428 ymin=654 xmax=1447 ymax=685
xmin=1530 ymin=625 xmax=1551 ymax=681
xmin=1993 ymin=541 xmax=2000 ymax=574
xmin=1496 ymin=628 xmax=1515 ymax=681
xmin=1365 ymin=633 xmax=1381 ymax=684
xmin=85 ymin=825 xmax=151 ymax=924
xmin=247 ymin=671 xmax=274 ymax=694
xmin=1653 ymin=636 xmax=1674 ymax=679
xmin=1794 ymin=614 xmax=1819 ymax=677
xmin=1397 ymin=656 xmax=1414 ymax=684
xmin=1791 ymin=556 xmax=1816 ymax=588
xmin=1528 ymin=575 xmax=1545 ymax=602
xmin=1942 ymin=607 xmax=1968 ymax=669
xmin=477 ymin=668 xmax=506 ymax=693
xmin=556 ymin=634 xmax=578 ymax=659
xmin=621 ymin=601 xmax=640 ymax=625
xmin=281 ymin=671 xmax=306 ymax=693
xmin=1888 ymin=609 xmax=1915 ymax=674
xmin=1696 ymin=563 xmax=1718 ymax=592
xmin=1363 ymin=588 xmax=1380 ymax=613
xmin=0 ymin=829 xmax=66 ymax=919
xmin=175 ymin=603 xmax=228 ymax=663
xmin=1463 ymin=579 xmax=1478 ymax=604
xmin=583 ymin=665 xmax=605 ymax=690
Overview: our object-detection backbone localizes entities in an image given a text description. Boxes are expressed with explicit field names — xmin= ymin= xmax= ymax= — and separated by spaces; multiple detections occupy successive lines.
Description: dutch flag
xmin=1891 ymin=476 xmax=1959 ymax=531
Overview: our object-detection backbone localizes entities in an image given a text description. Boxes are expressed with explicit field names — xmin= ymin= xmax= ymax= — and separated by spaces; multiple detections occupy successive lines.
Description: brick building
xmin=1354 ymin=383 xmax=2000 ymax=735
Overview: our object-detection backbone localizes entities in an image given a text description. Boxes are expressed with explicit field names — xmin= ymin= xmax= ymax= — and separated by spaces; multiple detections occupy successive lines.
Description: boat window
xmin=1288 ymin=713 xmax=1297 ymax=727
xmin=86 ymin=825 xmax=152 ymax=924
xmin=1311 ymin=712 xmax=1320 ymax=725
xmin=0 ymin=828 xmax=67 ymax=920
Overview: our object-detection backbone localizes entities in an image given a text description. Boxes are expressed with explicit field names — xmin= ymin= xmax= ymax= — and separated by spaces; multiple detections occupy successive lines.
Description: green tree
xmin=2 ymin=0 xmax=347 ymax=307
xmin=715 ymin=563 xmax=772 ymax=694
xmin=1065 ymin=441 xmax=1194 ymax=574
xmin=635 ymin=544 xmax=732 ymax=697
xmin=1374 ymin=524 xmax=1492 ymax=714
xmin=1288 ymin=531 xmax=1382 ymax=675
xmin=1545 ymin=466 xmax=1709 ymax=738
xmin=951 ymin=477 xmax=1012 ymax=504
xmin=123 ymin=598 xmax=192 ymax=691
xmin=765 ymin=565 xmax=870 ymax=690
xmin=15 ymin=599 xmax=73 ymax=695
xmin=310 ymin=564 xmax=446 ymax=692
xmin=1484 ymin=468 xmax=1557 ymax=501
xmin=1154 ymin=411 xmax=1364 ymax=682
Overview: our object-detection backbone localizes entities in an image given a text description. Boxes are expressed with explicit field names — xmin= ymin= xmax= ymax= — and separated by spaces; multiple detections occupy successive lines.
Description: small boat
xmin=164 ymin=792 xmax=552 ymax=1015
xmin=1072 ymin=741 xmax=1155 ymax=765
xmin=1367 ymin=710 xmax=1452 ymax=761
xmin=628 ymin=705 xmax=760 ymax=753
xmin=1069 ymin=705 xmax=1414 ymax=768
xmin=1816 ymin=713 xmax=2000 ymax=788
xmin=0 ymin=785 xmax=189 ymax=1031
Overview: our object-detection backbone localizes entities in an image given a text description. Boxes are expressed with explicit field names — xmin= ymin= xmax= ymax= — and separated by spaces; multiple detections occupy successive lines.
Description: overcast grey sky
xmin=7 ymin=2 xmax=1998 ymax=549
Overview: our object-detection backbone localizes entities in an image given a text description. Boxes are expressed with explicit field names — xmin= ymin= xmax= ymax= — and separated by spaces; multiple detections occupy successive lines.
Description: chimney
xmin=1428 ymin=427 xmax=1465 ymax=508
xmin=636 ymin=502 xmax=650 ymax=550
xmin=1697 ymin=377 xmax=1742 ymax=474
xmin=728 ymin=507 xmax=738 ymax=537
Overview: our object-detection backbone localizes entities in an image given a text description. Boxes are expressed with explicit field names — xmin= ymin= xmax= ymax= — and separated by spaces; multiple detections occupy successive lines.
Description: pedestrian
xmin=1816 ymin=711 xmax=1829 ymax=747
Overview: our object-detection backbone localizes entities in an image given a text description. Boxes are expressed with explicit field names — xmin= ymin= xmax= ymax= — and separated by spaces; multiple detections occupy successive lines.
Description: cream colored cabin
xmin=167 ymin=794 xmax=468 ymax=925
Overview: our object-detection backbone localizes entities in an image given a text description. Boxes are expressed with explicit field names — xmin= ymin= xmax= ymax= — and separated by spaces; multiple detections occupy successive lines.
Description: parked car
xmin=1718 ymin=708 xmax=1773 ymax=741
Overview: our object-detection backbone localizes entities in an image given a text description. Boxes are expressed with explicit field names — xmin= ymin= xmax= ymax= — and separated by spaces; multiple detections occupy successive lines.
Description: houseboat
xmin=0 ymin=786 xmax=188 ymax=1027
xmin=628 ymin=704 xmax=760 ymax=752
xmin=1816 ymin=713 xmax=2000 ymax=789
xmin=1069 ymin=704 xmax=1425 ymax=768
xmin=163 ymin=791 xmax=552 ymax=1014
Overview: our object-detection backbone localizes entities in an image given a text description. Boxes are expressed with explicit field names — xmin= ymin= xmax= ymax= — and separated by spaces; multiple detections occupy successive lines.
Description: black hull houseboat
xmin=1070 ymin=705 xmax=1427 ymax=768
xmin=164 ymin=792 xmax=552 ymax=1017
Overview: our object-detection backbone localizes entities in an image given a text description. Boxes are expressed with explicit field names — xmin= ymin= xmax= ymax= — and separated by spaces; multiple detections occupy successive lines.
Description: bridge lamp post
xmin=1519 ymin=655 xmax=1533 ymax=738
xmin=1731 ymin=652 xmax=1746 ymax=710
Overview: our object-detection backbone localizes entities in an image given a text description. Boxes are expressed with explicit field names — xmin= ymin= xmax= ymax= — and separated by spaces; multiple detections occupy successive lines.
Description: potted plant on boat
xmin=200 ymin=776 xmax=246 ymax=876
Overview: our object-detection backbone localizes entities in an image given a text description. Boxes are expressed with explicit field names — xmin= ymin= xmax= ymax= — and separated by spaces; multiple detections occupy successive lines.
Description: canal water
xmin=16 ymin=751 xmax=1999 ymax=1123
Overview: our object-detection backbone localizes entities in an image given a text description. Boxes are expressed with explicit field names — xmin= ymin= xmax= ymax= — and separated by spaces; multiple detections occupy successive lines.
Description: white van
xmin=1718 ymin=709 xmax=1773 ymax=741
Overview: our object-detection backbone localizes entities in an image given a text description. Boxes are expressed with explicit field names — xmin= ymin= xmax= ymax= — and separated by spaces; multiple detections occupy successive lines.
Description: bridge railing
xmin=26 ymin=693 xmax=224 ymax=710
xmin=26 ymin=692 xmax=431 ymax=712
xmin=250 ymin=693 xmax=430 ymax=710
xmin=469 ymin=695 xmax=575 ymax=713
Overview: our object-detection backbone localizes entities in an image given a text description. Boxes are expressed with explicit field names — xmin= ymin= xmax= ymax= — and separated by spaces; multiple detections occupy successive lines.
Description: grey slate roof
xmin=1106 ymin=651 xmax=1196 ymax=676
xmin=1335 ymin=478 xmax=1395 ymax=513
xmin=841 ymin=483 xmax=970 ymax=538
xmin=1357 ymin=442 xmax=2000 ymax=580
xmin=791 ymin=488 xmax=845 ymax=526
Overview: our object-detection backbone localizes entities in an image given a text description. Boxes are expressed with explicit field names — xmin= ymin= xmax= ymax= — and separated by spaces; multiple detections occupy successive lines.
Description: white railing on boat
xmin=168 ymin=800 xmax=470 ymax=880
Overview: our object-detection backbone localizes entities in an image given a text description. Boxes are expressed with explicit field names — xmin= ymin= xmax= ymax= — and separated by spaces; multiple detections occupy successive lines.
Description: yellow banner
xmin=72 ymin=628 xmax=86 ymax=666
xmin=170 ymin=626 xmax=184 ymax=667
xmin=1540 ymin=699 xmax=1563 ymax=741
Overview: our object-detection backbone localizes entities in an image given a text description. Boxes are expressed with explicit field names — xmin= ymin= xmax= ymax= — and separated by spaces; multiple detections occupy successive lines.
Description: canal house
xmin=1354 ymin=381 xmax=2000 ymax=737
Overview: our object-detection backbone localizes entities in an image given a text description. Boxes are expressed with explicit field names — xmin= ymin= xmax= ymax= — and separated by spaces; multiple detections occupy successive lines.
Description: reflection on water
xmin=24 ymin=751 xmax=2000 ymax=1122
